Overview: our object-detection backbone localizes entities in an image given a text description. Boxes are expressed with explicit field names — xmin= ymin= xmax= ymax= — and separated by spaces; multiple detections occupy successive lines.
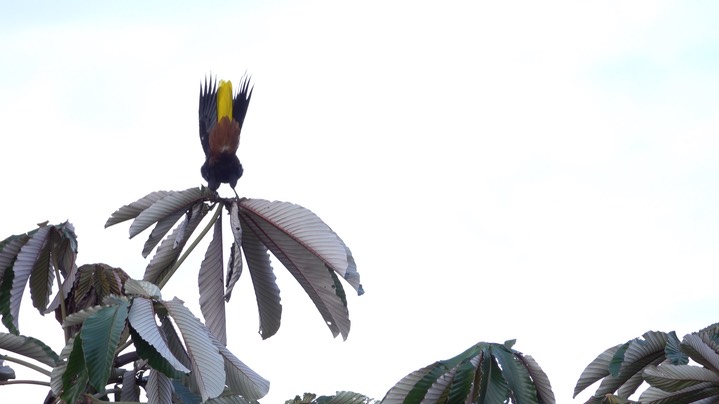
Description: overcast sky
xmin=2 ymin=1 xmax=719 ymax=402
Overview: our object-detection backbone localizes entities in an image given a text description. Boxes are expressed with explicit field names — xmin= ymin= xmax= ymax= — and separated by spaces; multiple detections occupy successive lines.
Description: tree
xmin=575 ymin=324 xmax=719 ymax=403
xmin=382 ymin=339 xmax=555 ymax=404
xmin=0 ymin=187 xmax=364 ymax=403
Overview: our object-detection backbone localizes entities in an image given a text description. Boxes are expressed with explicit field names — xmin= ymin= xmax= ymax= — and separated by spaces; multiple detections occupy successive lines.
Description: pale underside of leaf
xmin=105 ymin=190 xmax=173 ymax=228
xmin=163 ymin=297 xmax=225 ymax=401
xmin=121 ymin=369 xmax=140 ymax=401
xmin=143 ymin=202 xmax=209 ymax=285
xmin=124 ymin=278 xmax=162 ymax=300
xmin=128 ymin=297 xmax=189 ymax=373
xmin=130 ymin=187 xmax=205 ymax=239
xmin=147 ymin=369 xmax=173 ymax=404
xmin=520 ymin=354 xmax=556 ymax=404
xmin=421 ymin=365 xmax=457 ymax=403
xmin=682 ymin=333 xmax=719 ymax=373
xmin=45 ymin=262 xmax=78 ymax=314
xmin=209 ymin=333 xmax=270 ymax=400
xmin=574 ymin=344 xmax=621 ymax=397
xmin=224 ymin=201 xmax=244 ymax=302
xmin=644 ymin=364 xmax=719 ymax=392
xmin=199 ymin=218 xmax=227 ymax=345
xmin=143 ymin=208 xmax=187 ymax=258
xmin=241 ymin=210 xmax=350 ymax=339
xmin=0 ymin=234 xmax=30 ymax=280
xmin=239 ymin=199 xmax=349 ymax=276
xmin=10 ymin=226 xmax=51 ymax=331
xmin=240 ymin=226 xmax=280 ymax=339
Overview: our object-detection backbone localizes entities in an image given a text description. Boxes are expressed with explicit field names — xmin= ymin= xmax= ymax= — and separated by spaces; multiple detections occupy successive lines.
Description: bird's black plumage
xmin=198 ymin=75 xmax=253 ymax=193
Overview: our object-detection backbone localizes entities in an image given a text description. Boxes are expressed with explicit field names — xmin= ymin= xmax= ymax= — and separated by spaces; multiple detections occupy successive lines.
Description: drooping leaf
xmin=128 ymin=297 xmax=189 ymax=374
xmin=382 ymin=362 xmax=436 ymax=403
xmin=81 ymin=299 xmax=129 ymax=392
xmin=129 ymin=187 xmax=206 ymax=239
xmin=199 ymin=218 xmax=226 ymax=345
xmin=121 ymin=369 xmax=140 ymax=402
xmin=609 ymin=341 xmax=631 ymax=377
xmin=239 ymin=198 xmax=353 ymax=284
xmin=0 ymin=332 xmax=59 ymax=367
xmin=28 ymin=227 xmax=54 ymax=313
xmin=491 ymin=344 xmax=539 ymax=404
xmin=682 ymin=333 xmax=719 ymax=373
xmin=61 ymin=335 xmax=89 ymax=404
xmin=574 ymin=345 xmax=622 ymax=397
xmin=210 ymin=333 xmax=270 ymax=400
xmin=143 ymin=208 xmax=187 ymax=258
xmin=8 ymin=225 xmax=51 ymax=332
xmin=0 ymin=266 xmax=17 ymax=334
xmin=144 ymin=202 xmax=209 ymax=286
xmin=63 ymin=302 xmax=115 ymax=329
xmin=241 ymin=224 xmax=280 ymax=339
xmin=147 ymin=369 xmax=174 ymax=404
xmin=163 ymin=298 xmax=225 ymax=401
xmin=224 ymin=201 xmax=244 ymax=302
xmin=0 ymin=234 xmax=30 ymax=280
xmin=482 ymin=355 xmax=510 ymax=404
xmin=128 ymin=325 xmax=185 ymax=379
xmin=520 ymin=354 xmax=555 ymax=404
xmin=241 ymin=206 xmax=350 ymax=339
xmin=105 ymin=190 xmax=174 ymax=228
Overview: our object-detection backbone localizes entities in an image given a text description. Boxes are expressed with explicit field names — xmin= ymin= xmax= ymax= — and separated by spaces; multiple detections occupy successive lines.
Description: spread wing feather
xmin=199 ymin=77 xmax=218 ymax=158
xmin=232 ymin=75 xmax=253 ymax=134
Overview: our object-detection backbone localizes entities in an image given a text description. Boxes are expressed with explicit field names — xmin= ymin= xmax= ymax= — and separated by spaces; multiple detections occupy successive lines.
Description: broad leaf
xmin=121 ymin=369 xmax=140 ymax=401
xmin=199 ymin=218 xmax=226 ymax=345
xmin=240 ymin=204 xmax=350 ymax=339
xmin=163 ymin=297 xmax=225 ymax=401
xmin=639 ymin=381 xmax=719 ymax=403
xmin=241 ymin=223 xmax=280 ymax=339
xmin=382 ymin=362 xmax=436 ymax=403
xmin=128 ymin=297 xmax=189 ymax=374
xmin=105 ymin=190 xmax=174 ymax=228
xmin=520 ymin=354 xmax=555 ymax=404
xmin=124 ymin=278 xmax=162 ymax=300
xmin=0 ymin=234 xmax=30 ymax=280
xmin=643 ymin=364 xmax=719 ymax=392
xmin=0 ymin=332 xmax=59 ymax=367
xmin=224 ymin=201 xmax=243 ymax=302
xmin=130 ymin=187 xmax=205 ymax=238
xmin=144 ymin=202 xmax=209 ymax=286
xmin=147 ymin=369 xmax=174 ymax=404
xmin=210 ymin=333 xmax=269 ymax=400
xmin=8 ymin=225 xmax=51 ymax=332
xmin=681 ymin=333 xmax=719 ymax=373
xmin=61 ymin=336 xmax=89 ymax=404
xmin=143 ymin=208 xmax=186 ymax=258
xmin=81 ymin=299 xmax=129 ymax=392
xmin=491 ymin=344 xmax=539 ymax=403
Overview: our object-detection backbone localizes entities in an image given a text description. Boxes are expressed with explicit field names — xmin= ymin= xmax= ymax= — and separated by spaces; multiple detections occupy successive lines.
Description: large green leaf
xmin=0 ymin=332 xmax=59 ymax=367
xmin=81 ymin=299 xmax=129 ymax=392
xmin=381 ymin=362 xmax=436 ymax=403
xmin=199 ymin=218 xmax=226 ymax=345
xmin=241 ymin=222 xmax=280 ymax=339
xmin=482 ymin=355 xmax=510 ymax=404
xmin=491 ymin=344 xmax=539 ymax=403
xmin=163 ymin=297 xmax=225 ymax=401
xmin=129 ymin=187 xmax=206 ymax=238
xmin=574 ymin=344 xmax=621 ymax=398
xmin=62 ymin=336 xmax=89 ymax=404
xmin=0 ymin=234 xmax=30 ymax=280
xmin=128 ymin=297 xmax=189 ymax=374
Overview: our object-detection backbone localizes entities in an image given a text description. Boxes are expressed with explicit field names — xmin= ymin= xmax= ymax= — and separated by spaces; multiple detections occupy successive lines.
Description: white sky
xmin=1 ymin=1 xmax=719 ymax=402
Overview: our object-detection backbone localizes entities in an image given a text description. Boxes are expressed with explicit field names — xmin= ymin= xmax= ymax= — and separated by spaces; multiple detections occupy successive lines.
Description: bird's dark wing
xmin=199 ymin=77 xmax=218 ymax=158
xmin=232 ymin=75 xmax=254 ymax=132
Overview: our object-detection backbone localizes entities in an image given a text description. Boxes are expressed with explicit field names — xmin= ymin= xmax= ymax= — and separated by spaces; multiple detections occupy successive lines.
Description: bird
xmin=198 ymin=75 xmax=253 ymax=196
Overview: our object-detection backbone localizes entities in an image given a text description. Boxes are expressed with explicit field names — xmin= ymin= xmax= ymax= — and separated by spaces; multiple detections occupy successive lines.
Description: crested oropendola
xmin=198 ymin=75 xmax=253 ymax=195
